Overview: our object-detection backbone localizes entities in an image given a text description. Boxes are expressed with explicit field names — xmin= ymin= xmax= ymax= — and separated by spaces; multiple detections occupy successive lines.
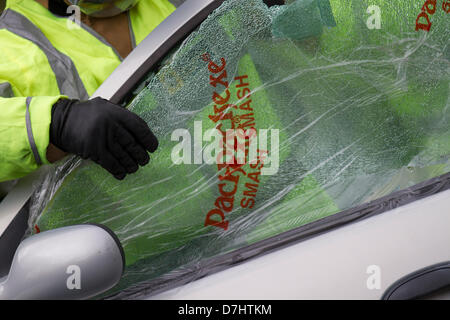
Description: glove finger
xmin=108 ymin=137 xmax=139 ymax=174
xmin=96 ymin=150 xmax=127 ymax=180
xmin=119 ymin=112 xmax=158 ymax=153
xmin=115 ymin=127 xmax=150 ymax=166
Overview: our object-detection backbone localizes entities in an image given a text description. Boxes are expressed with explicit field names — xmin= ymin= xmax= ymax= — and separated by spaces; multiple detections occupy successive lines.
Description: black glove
xmin=50 ymin=97 xmax=158 ymax=180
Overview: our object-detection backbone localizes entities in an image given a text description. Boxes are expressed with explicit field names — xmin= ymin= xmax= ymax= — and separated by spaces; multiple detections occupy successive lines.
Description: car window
xmin=29 ymin=0 xmax=449 ymax=298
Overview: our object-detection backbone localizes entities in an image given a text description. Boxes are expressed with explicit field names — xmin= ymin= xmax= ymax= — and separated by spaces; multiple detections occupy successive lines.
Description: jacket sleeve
xmin=0 ymin=83 xmax=65 ymax=182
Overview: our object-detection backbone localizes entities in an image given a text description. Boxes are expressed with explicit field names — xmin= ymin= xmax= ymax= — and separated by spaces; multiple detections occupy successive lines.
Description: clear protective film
xmin=28 ymin=0 xmax=449 ymax=298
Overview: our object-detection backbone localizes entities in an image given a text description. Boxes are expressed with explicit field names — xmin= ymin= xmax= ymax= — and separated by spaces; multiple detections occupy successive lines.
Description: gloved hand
xmin=50 ymin=97 xmax=158 ymax=180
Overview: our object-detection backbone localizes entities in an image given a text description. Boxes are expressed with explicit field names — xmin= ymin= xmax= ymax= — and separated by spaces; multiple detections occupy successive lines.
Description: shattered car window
xmin=29 ymin=0 xmax=449 ymax=297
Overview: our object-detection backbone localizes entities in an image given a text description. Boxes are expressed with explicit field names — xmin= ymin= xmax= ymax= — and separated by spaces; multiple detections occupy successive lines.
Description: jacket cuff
xmin=27 ymin=95 xmax=67 ymax=166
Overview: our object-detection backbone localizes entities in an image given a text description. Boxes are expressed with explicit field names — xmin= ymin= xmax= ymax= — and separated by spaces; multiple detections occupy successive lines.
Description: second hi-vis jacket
xmin=0 ymin=0 xmax=176 ymax=182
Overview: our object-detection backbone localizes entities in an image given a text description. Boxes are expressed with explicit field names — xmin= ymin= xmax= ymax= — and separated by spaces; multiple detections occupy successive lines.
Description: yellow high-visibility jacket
xmin=0 ymin=0 xmax=176 ymax=182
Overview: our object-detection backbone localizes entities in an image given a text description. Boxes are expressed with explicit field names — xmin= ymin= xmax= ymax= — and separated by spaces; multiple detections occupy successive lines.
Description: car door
xmin=2 ymin=0 xmax=449 ymax=299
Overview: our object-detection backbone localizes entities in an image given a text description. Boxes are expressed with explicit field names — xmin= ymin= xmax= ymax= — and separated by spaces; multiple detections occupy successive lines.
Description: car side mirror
xmin=0 ymin=224 xmax=125 ymax=300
